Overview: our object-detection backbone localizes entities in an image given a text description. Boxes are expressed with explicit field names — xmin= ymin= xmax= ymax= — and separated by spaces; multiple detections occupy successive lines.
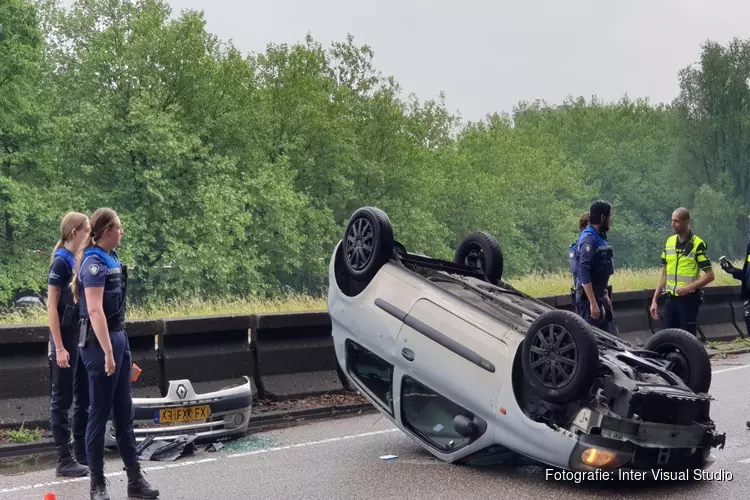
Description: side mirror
xmin=453 ymin=414 xmax=487 ymax=438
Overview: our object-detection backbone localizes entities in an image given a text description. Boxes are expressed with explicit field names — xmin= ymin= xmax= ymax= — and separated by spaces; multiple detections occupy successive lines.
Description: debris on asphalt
xmin=251 ymin=392 xmax=368 ymax=414
xmin=137 ymin=435 xmax=197 ymax=461
xmin=205 ymin=442 xmax=224 ymax=452
xmin=379 ymin=455 xmax=398 ymax=460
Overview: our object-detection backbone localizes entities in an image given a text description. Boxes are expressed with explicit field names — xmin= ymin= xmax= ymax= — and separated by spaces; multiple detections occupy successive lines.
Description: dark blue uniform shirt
xmin=730 ymin=238 xmax=750 ymax=300
xmin=48 ymin=248 xmax=76 ymax=289
xmin=48 ymin=248 xmax=77 ymax=316
xmin=576 ymin=226 xmax=614 ymax=300
xmin=78 ymin=247 xmax=126 ymax=329
xmin=569 ymin=241 xmax=579 ymax=288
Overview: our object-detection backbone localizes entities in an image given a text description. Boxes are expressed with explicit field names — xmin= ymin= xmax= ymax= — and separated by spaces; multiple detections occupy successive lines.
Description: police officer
xmin=575 ymin=200 xmax=618 ymax=335
xmin=47 ymin=211 xmax=91 ymax=477
xmin=649 ymin=207 xmax=714 ymax=341
xmin=717 ymin=214 xmax=750 ymax=430
xmin=569 ymin=212 xmax=590 ymax=302
xmin=718 ymin=213 xmax=750 ymax=336
xmin=71 ymin=208 xmax=159 ymax=500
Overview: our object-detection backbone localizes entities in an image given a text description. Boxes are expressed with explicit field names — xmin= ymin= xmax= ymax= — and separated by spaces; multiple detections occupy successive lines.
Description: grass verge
xmin=706 ymin=337 xmax=750 ymax=352
xmin=0 ymin=425 xmax=47 ymax=445
xmin=0 ymin=266 xmax=742 ymax=326
xmin=510 ymin=265 xmax=740 ymax=298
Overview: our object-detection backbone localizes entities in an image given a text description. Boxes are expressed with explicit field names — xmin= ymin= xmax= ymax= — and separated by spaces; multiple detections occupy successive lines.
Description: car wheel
xmin=521 ymin=310 xmax=599 ymax=404
xmin=342 ymin=207 xmax=394 ymax=283
xmin=454 ymin=231 xmax=504 ymax=284
xmin=643 ymin=328 xmax=711 ymax=393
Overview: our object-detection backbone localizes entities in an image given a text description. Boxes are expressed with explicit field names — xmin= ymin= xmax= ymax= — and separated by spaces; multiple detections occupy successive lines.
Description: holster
xmin=60 ymin=304 xmax=79 ymax=329
xmin=78 ymin=318 xmax=96 ymax=348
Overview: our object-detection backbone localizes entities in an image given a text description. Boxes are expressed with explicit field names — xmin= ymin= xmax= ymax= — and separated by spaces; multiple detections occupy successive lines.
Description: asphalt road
xmin=2 ymin=353 xmax=750 ymax=500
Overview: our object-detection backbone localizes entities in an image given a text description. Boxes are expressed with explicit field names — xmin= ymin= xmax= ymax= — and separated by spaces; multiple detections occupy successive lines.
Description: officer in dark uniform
xmin=569 ymin=212 xmax=589 ymax=303
xmin=73 ymin=208 xmax=159 ymax=500
xmin=717 ymin=214 xmax=750 ymax=429
xmin=47 ymin=212 xmax=91 ymax=477
xmin=719 ymin=215 xmax=750 ymax=338
xmin=575 ymin=200 xmax=618 ymax=335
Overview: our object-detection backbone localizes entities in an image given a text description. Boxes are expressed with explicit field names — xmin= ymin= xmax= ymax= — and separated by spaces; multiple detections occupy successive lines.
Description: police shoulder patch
xmin=584 ymin=244 xmax=592 ymax=252
xmin=89 ymin=264 xmax=100 ymax=275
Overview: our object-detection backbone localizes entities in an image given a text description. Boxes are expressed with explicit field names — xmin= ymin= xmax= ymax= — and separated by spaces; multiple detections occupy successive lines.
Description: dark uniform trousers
xmin=80 ymin=329 xmax=139 ymax=475
xmin=662 ymin=292 xmax=702 ymax=337
xmin=50 ymin=326 xmax=90 ymax=448
xmin=575 ymin=293 xmax=619 ymax=336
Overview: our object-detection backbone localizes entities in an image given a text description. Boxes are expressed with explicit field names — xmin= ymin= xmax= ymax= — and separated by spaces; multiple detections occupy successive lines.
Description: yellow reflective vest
xmin=661 ymin=233 xmax=710 ymax=295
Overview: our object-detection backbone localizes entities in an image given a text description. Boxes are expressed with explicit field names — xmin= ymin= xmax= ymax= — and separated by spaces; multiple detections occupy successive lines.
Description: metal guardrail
xmin=0 ymin=285 xmax=745 ymax=418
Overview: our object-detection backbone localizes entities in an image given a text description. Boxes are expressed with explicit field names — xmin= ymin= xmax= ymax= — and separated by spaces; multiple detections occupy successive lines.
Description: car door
xmin=392 ymin=298 xmax=508 ymax=456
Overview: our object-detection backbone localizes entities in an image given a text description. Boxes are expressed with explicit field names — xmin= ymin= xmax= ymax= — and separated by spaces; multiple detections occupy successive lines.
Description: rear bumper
xmin=105 ymin=377 xmax=252 ymax=446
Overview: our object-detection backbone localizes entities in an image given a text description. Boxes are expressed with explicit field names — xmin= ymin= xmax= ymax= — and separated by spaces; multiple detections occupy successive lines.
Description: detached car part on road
xmin=105 ymin=378 xmax=252 ymax=447
xmin=328 ymin=206 xmax=726 ymax=472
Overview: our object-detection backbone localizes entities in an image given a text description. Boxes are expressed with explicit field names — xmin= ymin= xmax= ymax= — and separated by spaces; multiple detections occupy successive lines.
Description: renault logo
xmin=176 ymin=384 xmax=187 ymax=400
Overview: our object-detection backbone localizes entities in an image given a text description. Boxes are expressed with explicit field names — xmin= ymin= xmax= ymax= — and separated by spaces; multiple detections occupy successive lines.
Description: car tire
xmin=521 ymin=310 xmax=599 ymax=404
xmin=643 ymin=328 xmax=711 ymax=393
xmin=454 ymin=231 xmax=504 ymax=284
xmin=342 ymin=207 xmax=394 ymax=283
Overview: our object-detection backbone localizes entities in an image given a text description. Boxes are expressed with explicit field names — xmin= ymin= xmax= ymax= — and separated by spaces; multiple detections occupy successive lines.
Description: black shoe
xmin=90 ymin=472 xmax=110 ymax=500
xmin=126 ymin=464 xmax=160 ymax=498
xmin=73 ymin=438 xmax=88 ymax=466
xmin=55 ymin=444 xmax=89 ymax=477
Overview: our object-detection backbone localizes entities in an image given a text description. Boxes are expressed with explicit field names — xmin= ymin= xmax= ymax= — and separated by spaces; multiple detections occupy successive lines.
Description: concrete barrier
xmin=255 ymin=311 xmax=346 ymax=397
xmin=162 ymin=314 xmax=256 ymax=395
xmin=252 ymin=311 xmax=343 ymax=399
xmin=125 ymin=319 xmax=164 ymax=393
xmin=696 ymin=286 xmax=742 ymax=342
xmin=0 ymin=324 xmax=52 ymax=399
xmin=609 ymin=290 xmax=653 ymax=346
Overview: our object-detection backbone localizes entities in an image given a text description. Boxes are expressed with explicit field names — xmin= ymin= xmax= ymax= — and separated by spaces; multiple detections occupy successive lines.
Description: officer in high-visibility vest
xmin=650 ymin=207 xmax=714 ymax=341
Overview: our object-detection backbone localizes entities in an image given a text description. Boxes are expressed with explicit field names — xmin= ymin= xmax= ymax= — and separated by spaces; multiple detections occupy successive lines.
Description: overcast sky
xmin=65 ymin=0 xmax=750 ymax=123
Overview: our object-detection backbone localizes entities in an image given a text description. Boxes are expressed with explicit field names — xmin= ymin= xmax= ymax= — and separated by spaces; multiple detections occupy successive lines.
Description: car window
xmin=346 ymin=339 xmax=394 ymax=414
xmin=401 ymin=376 xmax=483 ymax=453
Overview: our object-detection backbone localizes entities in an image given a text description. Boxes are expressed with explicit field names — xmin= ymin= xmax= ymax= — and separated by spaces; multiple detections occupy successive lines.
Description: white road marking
xmin=0 ymin=430 xmax=399 ymax=496
xmin=711 ymin=364 xmax=750 ymax=375
xmin=227 ymin=428 xmax=400 ymax=458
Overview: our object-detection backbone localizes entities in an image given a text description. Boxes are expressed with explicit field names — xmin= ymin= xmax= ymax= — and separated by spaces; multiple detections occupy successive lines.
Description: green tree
xmin=512 ymin=96 xmax=681 ymax=269
xmin=674 ymin=38 xmax=750 ymax=257
xmin=0 ymin=0 xmax=62 ymax=303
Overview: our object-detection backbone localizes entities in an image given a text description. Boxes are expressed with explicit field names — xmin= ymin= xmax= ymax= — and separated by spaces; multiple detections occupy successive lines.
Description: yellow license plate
xmin=155 ymin=405 xmax=211 ymax=424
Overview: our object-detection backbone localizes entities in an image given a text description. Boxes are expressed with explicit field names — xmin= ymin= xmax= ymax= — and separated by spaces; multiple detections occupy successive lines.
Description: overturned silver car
xmin=328 ymin=206 xmax=726 ymax=472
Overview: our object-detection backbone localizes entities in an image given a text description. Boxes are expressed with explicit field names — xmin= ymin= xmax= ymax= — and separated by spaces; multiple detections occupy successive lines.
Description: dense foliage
xmin=2 ymin=0 xmax=749 ymax=304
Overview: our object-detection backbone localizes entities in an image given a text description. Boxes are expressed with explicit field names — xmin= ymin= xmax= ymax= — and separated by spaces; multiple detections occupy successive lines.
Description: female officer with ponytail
xmin=48 ymin=211 xmax=91 ymax=477
xmin=72 ymin=208 xmax=159 ymax=500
